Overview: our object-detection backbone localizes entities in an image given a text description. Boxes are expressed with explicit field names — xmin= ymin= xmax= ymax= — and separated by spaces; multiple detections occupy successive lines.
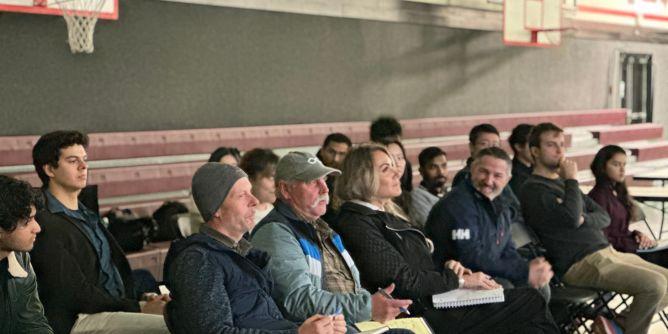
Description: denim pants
xmin=563 ymin=246 xmax=668 ymax=334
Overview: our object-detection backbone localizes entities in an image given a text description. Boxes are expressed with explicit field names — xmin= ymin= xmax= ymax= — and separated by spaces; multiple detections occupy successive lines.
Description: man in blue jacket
xmin=163 ymin=162 xmax=345 ymax=334
xmin=426 ymin=147 xmax=553 ymax=294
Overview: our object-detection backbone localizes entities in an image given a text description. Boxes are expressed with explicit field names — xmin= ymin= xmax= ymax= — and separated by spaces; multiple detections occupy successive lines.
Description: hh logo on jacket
xmin=452 ymin=229 xmax=471 ymax=240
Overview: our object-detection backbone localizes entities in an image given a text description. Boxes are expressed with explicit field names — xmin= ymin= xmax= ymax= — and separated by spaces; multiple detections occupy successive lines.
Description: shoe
xmin=592 ymin=315 xmax=624 ymax=334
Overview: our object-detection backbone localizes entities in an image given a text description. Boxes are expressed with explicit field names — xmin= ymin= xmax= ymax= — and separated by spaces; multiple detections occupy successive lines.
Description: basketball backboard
xmin=0 ymin=0 xmax=118 ymax=20
xmin=504 ymin=0 xmax=562 ymax=47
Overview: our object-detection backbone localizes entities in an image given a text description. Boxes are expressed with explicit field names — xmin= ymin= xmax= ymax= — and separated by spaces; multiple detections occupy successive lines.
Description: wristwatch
xmin=458 ymin=277 xmax=465 ymax=288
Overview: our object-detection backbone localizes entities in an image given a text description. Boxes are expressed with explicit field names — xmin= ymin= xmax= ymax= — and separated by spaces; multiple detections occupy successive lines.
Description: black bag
xmin=152 ymin=201 xmax=189 ymax=241
xmin=106 ymin=209 xmax=156 ymax=252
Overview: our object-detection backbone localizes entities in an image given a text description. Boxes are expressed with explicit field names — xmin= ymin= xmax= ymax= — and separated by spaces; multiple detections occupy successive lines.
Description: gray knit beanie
xmin=192 ymin=162 xmax=248 ymax=222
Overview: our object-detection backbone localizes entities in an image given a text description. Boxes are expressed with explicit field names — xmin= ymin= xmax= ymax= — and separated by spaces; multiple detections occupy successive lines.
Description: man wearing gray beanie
xmin=163 ymin=162 xmax=345 ymax=334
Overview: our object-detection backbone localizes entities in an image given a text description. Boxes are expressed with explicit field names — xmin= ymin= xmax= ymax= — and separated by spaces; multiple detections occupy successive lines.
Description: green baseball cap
xmin=276 ymin=151 xmax=341 ymax=182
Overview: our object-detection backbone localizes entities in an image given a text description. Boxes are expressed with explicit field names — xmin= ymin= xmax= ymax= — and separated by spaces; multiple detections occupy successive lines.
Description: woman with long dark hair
xmin=589 ymin=144 xmax=668 ymax=267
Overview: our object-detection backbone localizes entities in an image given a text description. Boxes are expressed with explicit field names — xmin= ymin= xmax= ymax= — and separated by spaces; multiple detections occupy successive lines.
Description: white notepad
xmin=432 ymin=288 xmax=504 ymax=308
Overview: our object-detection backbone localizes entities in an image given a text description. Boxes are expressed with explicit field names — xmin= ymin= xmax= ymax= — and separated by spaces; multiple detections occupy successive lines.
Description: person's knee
xmin=653 ymin=274 xmax=668 ymax=298
xmin=636 ymin=272 xmax=668 ymax=300
xmin=511 ymin=287 xmax=547 ymax=309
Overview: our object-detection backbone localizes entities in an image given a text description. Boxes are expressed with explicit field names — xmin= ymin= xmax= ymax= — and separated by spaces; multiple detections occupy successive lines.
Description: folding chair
xmin=510 ymin=222 xmax=617 ymax=333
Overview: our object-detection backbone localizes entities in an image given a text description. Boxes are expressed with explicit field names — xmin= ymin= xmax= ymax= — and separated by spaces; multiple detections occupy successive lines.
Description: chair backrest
xmin=510 ymin=221 xmax=539 ymax=249
xmin=632 ymin=200 xmax=647 ymax=222
xmin=510 ymin=221 xmax=547 ymax=260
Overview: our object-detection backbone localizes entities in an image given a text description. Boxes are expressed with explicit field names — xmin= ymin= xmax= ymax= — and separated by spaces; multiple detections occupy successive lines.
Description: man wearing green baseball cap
xmin=251 ymin=151 xmax=412 ymax=329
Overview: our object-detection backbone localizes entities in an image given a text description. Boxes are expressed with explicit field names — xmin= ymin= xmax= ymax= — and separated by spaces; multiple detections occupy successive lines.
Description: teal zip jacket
xmin=251 ymin=201 xmax=372 ymax=324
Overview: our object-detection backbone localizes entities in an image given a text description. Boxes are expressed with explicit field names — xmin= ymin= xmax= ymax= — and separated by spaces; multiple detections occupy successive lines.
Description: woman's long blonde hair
xmin=334 ymin=144 xmax=409 ymax=220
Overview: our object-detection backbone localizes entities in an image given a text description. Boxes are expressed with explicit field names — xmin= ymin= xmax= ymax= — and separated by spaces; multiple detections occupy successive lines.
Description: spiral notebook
xmin=432 ymin=287 xmax=504 ymax=308
xmin=355 ymin=317 xmax=433 ymax=334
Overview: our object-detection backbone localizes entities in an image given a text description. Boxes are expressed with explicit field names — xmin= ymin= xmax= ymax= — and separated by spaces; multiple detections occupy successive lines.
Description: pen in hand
xmin=377 ymin=287 xmax=411 ymax=315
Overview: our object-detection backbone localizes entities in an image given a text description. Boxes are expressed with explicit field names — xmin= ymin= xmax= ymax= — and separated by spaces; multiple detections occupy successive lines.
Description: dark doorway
xmin=619 ymin=53 xmax=653 ymax=123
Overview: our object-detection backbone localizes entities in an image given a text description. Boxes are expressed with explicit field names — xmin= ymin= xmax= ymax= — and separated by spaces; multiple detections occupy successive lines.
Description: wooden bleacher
xmin=5 ymin=108 xmax=667 ymax=216
xmin=591 ymin=123 xmax=663 ymax=145
xmin=626 ymin=142 xmax=668 ymax=162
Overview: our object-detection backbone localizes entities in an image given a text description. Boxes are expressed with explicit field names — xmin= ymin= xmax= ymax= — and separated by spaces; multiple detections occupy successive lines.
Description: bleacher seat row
xmin=4 ymin=108 xmax=668 ymax=215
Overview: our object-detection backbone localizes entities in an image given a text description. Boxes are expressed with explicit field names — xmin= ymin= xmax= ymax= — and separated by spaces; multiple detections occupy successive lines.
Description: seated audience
xmin=451 ymin=123 xmax=502 ymax=187
xmin=164 ymin=163 xmax=345 ymax=334
xmin=411 ymin=147 xmax=448 ymax=229
xmin=316 ymin=133 xmax=352 ymax=222
xmin=370 ymin=116 xmax=402 ymax=142
xmin=317 ymin=133 xmax=352 ymax=171
xmin=589 ymin=145 xmax=668 ymax=268
xmin=371 ymin=117 xmax=414 ymax=216
xmin=520 ymin=123 xmax=668 ymax=334
xmin=208 ymin=146 xmax=242 ymax=166
xmin=380 ymin=139 xmax=412 ymax=221
xmin=239 ymin=148 xmax=279 ymax=224
xmin=507 ymin=123 xmax=534 ymax=196
xmin=332 ymin=144 xmax=559 ymax=334
xmin=452 ymin=123 xmax=524 ymax=227
xmin=30 ymin=131 xmax=169 ymax=334
xmin=0 ymin=175 xmax=53 ymax=334
xmin=251 ymin=152 xmax=411 ymax=327
xmin=426 ymin=147 xmax=552 ymax=296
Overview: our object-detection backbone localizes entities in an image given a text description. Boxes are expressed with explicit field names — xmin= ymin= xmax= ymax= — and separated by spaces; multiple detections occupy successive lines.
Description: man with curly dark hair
xmin=0 ymin=175 xmax=53 ymax=333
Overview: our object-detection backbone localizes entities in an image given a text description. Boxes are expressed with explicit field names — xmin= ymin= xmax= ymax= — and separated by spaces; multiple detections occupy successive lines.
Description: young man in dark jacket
xmin=164 ymin=162 xmax=345 ymax=334
xmin=0 ymin=175 xmax=53 ymax=334
xmin=520 ymin=122 xmax=668 ymax=334
xmin=30 ymin=131 xmax=168 ymax=334
xmin=507 ymin=123 xmax=534 ymax=197
xmin=451 ymin=124 xmax=525 ymax=228
xmin=426 ymin=147 xmax=552 ymax=294
xmin=451 ymin=123 xmax=502 ymax=187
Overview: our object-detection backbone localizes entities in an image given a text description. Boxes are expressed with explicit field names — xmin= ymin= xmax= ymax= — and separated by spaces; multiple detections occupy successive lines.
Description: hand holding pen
xmin=371 ymin=283 xmax=413 ymax=323
xmin=329 ymin=308 xmax=346 ymax=334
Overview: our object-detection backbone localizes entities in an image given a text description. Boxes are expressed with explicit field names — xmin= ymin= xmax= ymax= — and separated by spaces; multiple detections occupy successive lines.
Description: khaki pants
xmin=563 ymin=246 xmax=668 ymax=334
xmin=70 ymin=312 xmax=169 ymax=334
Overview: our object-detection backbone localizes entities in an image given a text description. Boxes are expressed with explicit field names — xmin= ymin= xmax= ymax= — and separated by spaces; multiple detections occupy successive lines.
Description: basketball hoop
xmin=51 ymin=0 xmax=107 ymax=53
xmin=504 ymin=0 xmax=563 ymax=47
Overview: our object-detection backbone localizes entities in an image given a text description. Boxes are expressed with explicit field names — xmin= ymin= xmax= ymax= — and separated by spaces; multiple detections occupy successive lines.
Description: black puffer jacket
xmin=332 ymin=201 xmax=460 ymax=313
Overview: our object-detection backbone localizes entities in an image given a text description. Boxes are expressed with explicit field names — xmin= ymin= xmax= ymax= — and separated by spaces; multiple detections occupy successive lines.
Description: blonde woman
xmin=331 ymin=144 xmax=558 ymax=334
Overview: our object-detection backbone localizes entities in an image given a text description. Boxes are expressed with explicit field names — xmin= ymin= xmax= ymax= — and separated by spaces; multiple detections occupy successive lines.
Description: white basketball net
xmin=52 ymin=0 xmax=107 ymax=54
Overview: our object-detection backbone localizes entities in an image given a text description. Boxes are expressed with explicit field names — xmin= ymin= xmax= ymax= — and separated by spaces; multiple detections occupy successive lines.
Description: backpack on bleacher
xmin=105 ymin=209 xmax=156 ymax=252
xmin=152 ymin=201 xmax=189 ymax=241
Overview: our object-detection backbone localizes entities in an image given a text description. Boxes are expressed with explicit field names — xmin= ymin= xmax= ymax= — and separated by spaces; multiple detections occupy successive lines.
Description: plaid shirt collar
xmin=200 ymin=224 xmax=252 ymax=256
